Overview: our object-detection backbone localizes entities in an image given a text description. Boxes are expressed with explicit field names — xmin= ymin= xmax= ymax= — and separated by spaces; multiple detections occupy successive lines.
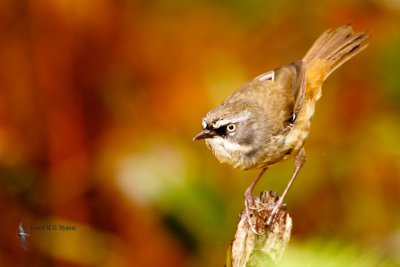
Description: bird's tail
xmin=302 ymin=25 xmax=369 ymax=101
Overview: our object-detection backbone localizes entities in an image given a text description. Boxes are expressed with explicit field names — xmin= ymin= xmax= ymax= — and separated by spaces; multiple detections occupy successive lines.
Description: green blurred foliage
xmin=0 ymin=0 xmax=399 ymax=266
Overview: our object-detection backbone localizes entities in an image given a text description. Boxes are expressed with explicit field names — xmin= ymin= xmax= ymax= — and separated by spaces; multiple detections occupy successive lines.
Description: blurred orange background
xmin=0 ymin=0 xmax=399 ymax=266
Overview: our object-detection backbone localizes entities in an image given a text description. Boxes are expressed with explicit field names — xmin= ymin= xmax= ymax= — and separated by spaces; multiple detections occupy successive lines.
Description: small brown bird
xmin=194 ymin=25 xmax=369 ymax=231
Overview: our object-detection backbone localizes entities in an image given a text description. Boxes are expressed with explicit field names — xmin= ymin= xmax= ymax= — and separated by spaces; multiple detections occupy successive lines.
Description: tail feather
xmin=302 ymin=25 xmax=369 ymax=100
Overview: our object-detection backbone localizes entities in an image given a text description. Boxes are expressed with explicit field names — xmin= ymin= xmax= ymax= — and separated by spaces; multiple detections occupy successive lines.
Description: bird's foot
xmin=245 ymin=191 xmax=287 ymax=235
xmin=244 ymin=194 xmax=274 ymax=235
xmin=244 ymin=194 xmax=260 ymax=235
xmin=266 ymin=197 xmax=283 ymax=227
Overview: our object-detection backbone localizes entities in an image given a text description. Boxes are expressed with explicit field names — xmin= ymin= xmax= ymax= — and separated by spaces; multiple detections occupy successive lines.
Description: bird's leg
xmin=244 ymin=167 xmax=268 ymax=234
xmin=266 ymin=148 xmax=306 ymax=227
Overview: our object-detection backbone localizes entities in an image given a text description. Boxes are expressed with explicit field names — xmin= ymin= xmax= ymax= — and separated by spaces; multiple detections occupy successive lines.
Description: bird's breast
xmin=205 ymin=137 xmax=256 ymax=169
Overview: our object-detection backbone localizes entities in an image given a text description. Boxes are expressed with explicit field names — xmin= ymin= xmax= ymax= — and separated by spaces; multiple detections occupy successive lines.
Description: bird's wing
xmin=19 ymin=223 xmax=25 ymax=234
xmin=290 ymin=61 xmax=306 ymax=120
xmin=273 ymin=61 xmax=306 ymax=123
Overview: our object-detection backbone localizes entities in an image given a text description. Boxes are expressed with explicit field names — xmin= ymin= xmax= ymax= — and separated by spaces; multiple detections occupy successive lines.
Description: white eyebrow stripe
xmin=212 ymin=111 xmax=251 ymax=128
xmin=256 ymin=70 xmax=275 ymax=82
xmin=202 ymin=119 xmax=207 ymax=129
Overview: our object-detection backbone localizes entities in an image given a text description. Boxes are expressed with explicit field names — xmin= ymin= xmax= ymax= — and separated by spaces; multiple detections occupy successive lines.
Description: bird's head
xmin=193 ymin=102 xmax=264 ymax=168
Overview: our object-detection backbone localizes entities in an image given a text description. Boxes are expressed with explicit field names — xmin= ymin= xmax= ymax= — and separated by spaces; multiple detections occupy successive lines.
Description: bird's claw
xmin=244 ymin=195 xmax=261 ymax=235
xmin=245 ymin=193 xmax=284 ymax=234
xmin=266 ymin=198 xmax=283 ymax=226
xmin=244 ymin=195 xmax=275 ymax=235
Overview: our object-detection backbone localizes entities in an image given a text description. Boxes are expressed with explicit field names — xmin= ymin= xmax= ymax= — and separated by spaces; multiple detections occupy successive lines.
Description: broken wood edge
xmin=227 ymin=190 xmax=293 ymax=267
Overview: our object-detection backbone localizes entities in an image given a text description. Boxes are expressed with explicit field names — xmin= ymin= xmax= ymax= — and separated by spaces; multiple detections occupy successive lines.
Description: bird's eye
xmin=226 ymin=123 xmax=236 ymax=132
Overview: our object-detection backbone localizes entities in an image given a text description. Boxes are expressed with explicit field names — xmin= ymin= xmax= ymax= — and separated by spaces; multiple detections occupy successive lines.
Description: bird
xmin=193 ymin=25 xmax=369 ymax=232
xmin=17 ymin=223 xmax=30 ymax=251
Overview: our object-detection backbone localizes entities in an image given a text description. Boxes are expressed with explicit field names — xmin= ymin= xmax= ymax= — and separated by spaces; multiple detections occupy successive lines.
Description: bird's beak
xmin=193 ymin=129 xmax=216 ymax=140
